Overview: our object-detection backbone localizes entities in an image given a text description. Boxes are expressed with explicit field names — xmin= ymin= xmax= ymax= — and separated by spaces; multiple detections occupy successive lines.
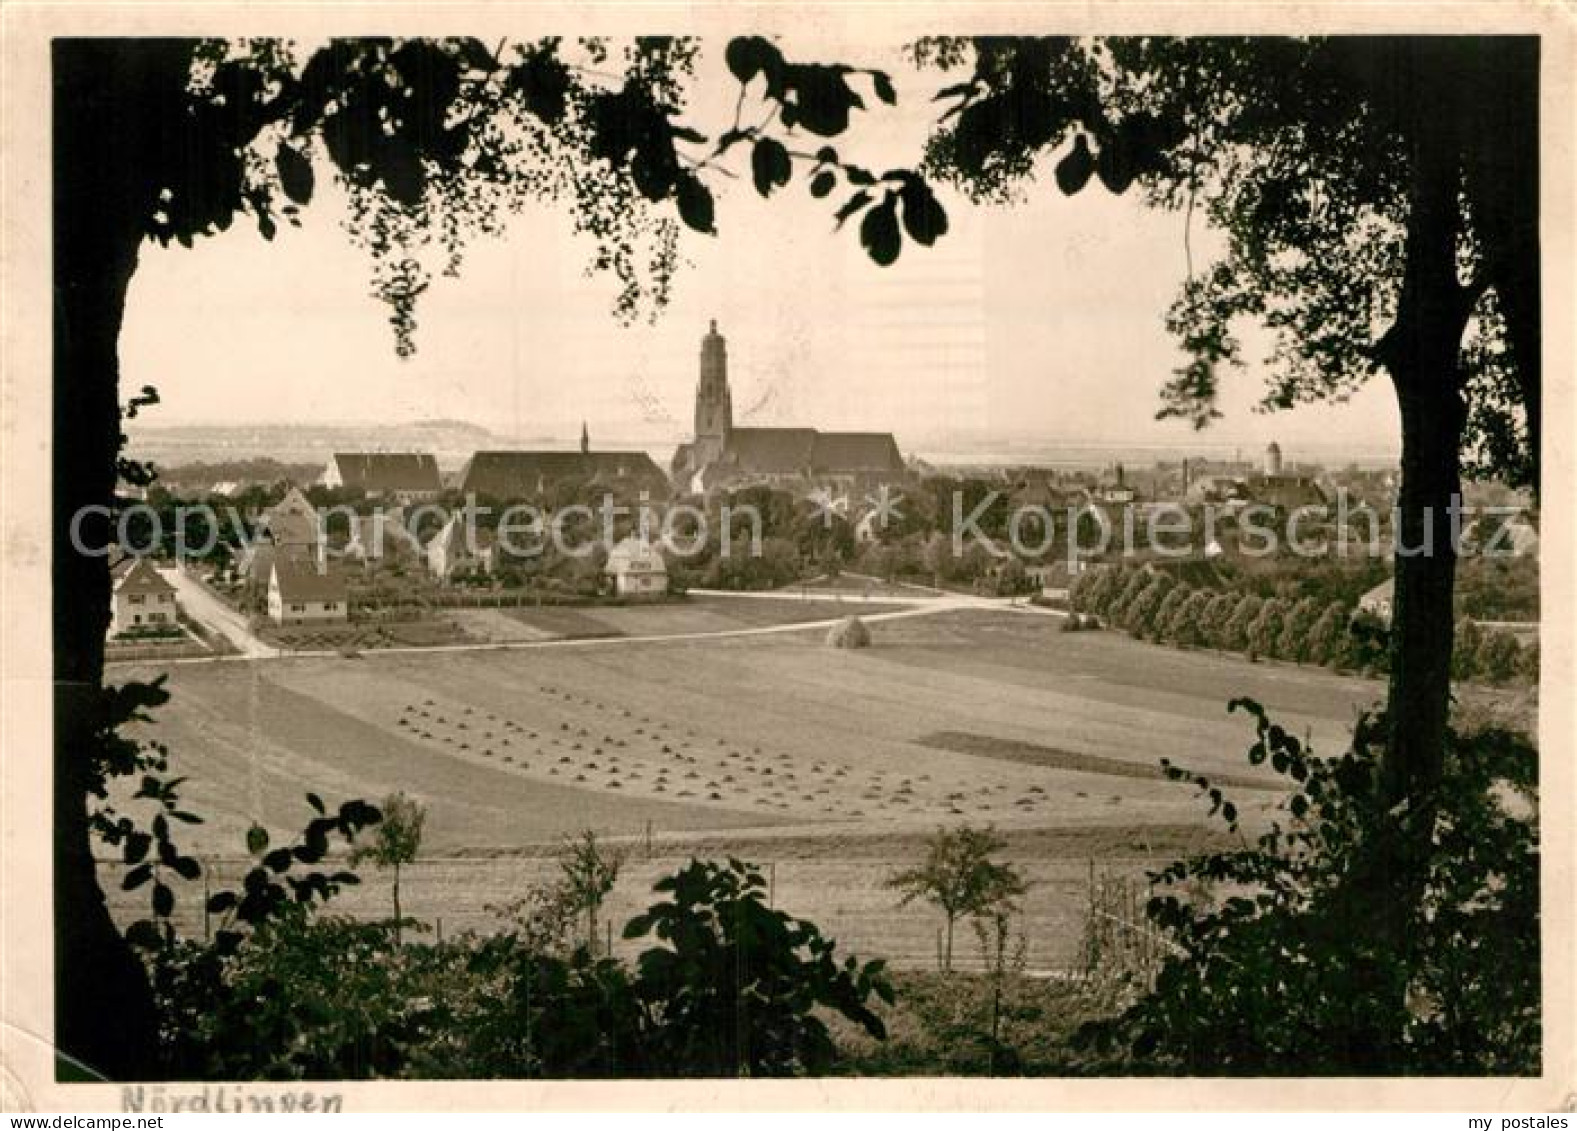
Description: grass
xmin=112 ymin=609 xmax=1386 ymax=967
xmin=503 ymin=595 xmax=908 ymax=640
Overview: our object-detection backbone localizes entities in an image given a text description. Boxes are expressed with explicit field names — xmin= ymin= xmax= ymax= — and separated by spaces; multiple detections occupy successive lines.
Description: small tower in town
xmin=1265 ymin=441 xmax=1283 ymax=477
xmin=694 ymin=319 xmax=733 ymax=465
xmin=580 ymin=420 xmax=589 ymax=455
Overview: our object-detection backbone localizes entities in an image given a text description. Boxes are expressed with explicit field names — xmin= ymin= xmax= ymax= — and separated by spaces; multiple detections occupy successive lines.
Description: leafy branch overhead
xmin=153 ymin=36 xmax=948 ymax=360
xmin=717 ymin=36 xmax=949 ymax=266
xmin=915 ymin=36 xmax=1537 ymax=490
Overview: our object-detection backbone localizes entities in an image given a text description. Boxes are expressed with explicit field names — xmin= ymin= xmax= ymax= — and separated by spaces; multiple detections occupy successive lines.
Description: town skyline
xmin=116 ymin=37 xmax=1402 ymax=458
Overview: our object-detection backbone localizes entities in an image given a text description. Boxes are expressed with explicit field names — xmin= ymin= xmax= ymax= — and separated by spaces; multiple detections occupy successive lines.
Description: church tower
xmin=694 ymin=320 xmax=732 ymax=464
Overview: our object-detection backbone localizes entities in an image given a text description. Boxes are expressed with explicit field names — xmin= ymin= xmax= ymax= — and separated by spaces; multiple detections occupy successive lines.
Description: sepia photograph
xmin=2 ymin=1 xmax=1573 ymax=1114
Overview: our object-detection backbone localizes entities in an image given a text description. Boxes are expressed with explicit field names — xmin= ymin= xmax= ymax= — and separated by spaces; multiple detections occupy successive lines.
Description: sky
xmin=119 ymin=38 xmax=1402 ymax=463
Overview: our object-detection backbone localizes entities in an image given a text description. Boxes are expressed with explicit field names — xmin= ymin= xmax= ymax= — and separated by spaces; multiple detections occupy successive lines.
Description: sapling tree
xmin=351 ymin=791 xmax=427 ymax=946
xmin=887 ymin=825 xmax=1027 ymax=973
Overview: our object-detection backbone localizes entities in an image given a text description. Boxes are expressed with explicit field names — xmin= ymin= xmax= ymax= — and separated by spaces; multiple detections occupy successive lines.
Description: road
xmin=160 ymin=566 xmax=278 ymax=659
xmin=127 ymin=572 xmax=1061 ymax=669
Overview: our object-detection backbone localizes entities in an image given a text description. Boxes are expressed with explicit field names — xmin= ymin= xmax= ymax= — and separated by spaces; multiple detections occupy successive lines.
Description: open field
xmin=109 ymin=609 xmax=1389 ymax=969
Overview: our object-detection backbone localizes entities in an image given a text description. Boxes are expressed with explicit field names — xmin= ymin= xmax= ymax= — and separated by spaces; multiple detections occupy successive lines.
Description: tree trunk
xmin=53 ymin=40 xmax=167 ymax=1080
xmin=53 ymin=206 xmax=156 ymax=1082
xmin=392 ymin=863 xmax=403 ymax=947
xmin=1375 ymin=46 xmax=1475 ymax=809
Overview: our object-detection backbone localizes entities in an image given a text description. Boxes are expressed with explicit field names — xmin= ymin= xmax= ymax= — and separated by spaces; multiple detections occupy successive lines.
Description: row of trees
xmin=1070 ymin=565 xmax=1537 ymax=686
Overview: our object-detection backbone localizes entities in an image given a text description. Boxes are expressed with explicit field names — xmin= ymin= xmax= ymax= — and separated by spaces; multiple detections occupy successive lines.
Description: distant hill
xmin=125 ymin=419 xmax=512 ymax=472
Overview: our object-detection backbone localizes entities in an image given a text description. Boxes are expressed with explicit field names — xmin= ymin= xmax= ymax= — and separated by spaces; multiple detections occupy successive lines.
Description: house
xmin=1359 ymin=577 xmax=1395 ymax=624
xmin=1185 ymin=474 xmax=1247 ymax=505
xmin=455 ymin=436 xmax=669 ymax=502
xmin=605 ymin=535 xmax=669 ymax=600
xmin=1025 ymin=559 xmax=1082 ymax=601
xmin=258 ymin=486 xmax=323 ymax=561
xmin=1468 ymin=513 xmax=1540 ymax=558
xmin=1242 ymin=473 xmax=1328 ymax=512
xmin=426 ymin=514 xmax=496 ymax=581
xmin=267 ymin=560 xmax=348 ymax=625
xmin=110 ymin=557 xmax=179 ymax=636
xmin=321 ymin=452 xmax=442 ymax=503
xmin=670 ymin=322 xmax=909 ymax=497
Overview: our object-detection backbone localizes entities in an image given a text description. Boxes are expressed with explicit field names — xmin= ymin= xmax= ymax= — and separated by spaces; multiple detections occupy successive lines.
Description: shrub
xmin=1078 ymin=700 xmax=1539 ymax=1074
xmin=623 ymin=858 xmax=893 ymax=1076
xmin=1474 ymin=629 xmax=1524 ymax=685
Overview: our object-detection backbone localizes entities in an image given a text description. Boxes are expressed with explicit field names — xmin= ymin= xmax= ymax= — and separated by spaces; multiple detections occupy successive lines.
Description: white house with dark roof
xmin=1359 ymin=577 xmax=1395 ymax=624
xmin=321 ymin=452 xmax=442 ymax=503
xmin=604 ymin=535 xmax=668 ymax=600
xmin=426 ymin=514 xmax=496 ymax=581
xmin=267 ymin=560 xmax=348 ymax=625
xmin=110 ymin=557 xmax=179 ymax=635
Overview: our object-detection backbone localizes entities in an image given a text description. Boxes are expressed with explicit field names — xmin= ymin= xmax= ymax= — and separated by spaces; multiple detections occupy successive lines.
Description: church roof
xmin=710 ymin=428 xmax=904 ymax=476
xmin=457 ymin=450 xmax=667 ymax=499
xmin=807 ymin=431 xmax=905 ymax=472
xmin=329 ymin=452 xmax=441 ymax=494
xmin=725 ymin=428 xmax=819 ymax=473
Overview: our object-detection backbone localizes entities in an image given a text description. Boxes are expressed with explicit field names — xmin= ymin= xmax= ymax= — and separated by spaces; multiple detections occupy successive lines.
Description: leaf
xmin=263 ymin=847 xmax=294 ymax=873
xmin=898 ymin=181 xmax=948 ymax=246
xmin=125 ymin=920 xmax=163 ymax=950
xmin=859 ymin=197 xmax=901 ymax=266
xmin=246 ymin=824 xmax=269 ymax=856
xmin=871 ymin=70 xmax=896 ymax=105
xmin=171 ymin=855 xmax=202 ymax=882
xmin=206 ymin=891 xmax=237 ymax=914
xmin=152 ymin=882 xmax=174 ymax=918
xmin=122 ymin=863 xmax=154 ymax=891
xmin=306 ymin=792 xmax=325 ymax=815
xmin=1055 ymin=134 xmax=1095 ymax=195
xmin=674 ymin=174 xmax=715 ymax=234
xmin=725 ymin=37 xmax=774 ymax=85
xmin=275 ymin=144 xmax=315 ymax=206
xmin=789 ymin=65 xmax=864 ymax=137
xmin=810 ymin=170 xmax=836 ymax=198
xmin=833 ymin=190 xmax=873 ymax=228
xmin=750 ymin=137 xmax=792 ymax=198
xmin=1096 ymin=135 xmax=1136 ymax=194
xmin=123 ymin=832 xmax=151 ymax=865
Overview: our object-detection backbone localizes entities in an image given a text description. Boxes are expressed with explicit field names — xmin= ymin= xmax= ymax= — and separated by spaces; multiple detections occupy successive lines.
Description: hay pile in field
xmin=826 ymin=616 xmax=871 ymax=649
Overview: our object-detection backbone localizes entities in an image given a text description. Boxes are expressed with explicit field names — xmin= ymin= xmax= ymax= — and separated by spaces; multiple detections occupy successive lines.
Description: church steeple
xmin=695 ymin=320 xmax=732 ymax=464
xmin=580 ymin=420 xmax=589 ymax=455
